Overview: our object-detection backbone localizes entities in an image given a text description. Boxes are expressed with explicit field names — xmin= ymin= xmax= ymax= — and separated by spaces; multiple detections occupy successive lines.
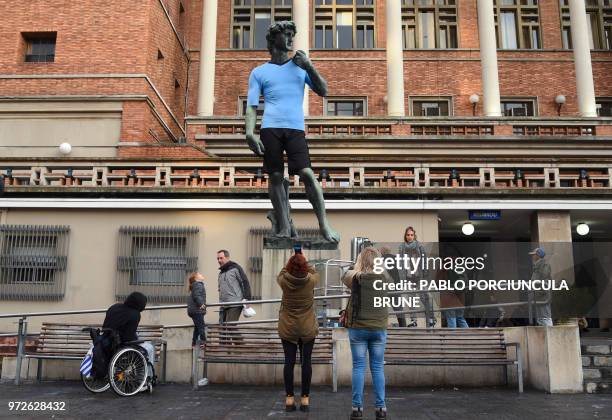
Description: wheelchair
xmin=80 ymin=327 xmax=156 ymax=397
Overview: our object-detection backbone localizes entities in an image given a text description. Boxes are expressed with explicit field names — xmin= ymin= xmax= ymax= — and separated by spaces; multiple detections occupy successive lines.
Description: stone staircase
xmin=581 ymin=339 xmax=612 ymax=393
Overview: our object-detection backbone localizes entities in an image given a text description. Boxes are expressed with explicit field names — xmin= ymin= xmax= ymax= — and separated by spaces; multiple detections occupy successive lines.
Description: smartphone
xmin=293 ymin=243 xmax=302 ymax=254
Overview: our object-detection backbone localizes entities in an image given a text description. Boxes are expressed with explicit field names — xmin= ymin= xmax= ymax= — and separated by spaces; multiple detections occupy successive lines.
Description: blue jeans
xmin=348 ymin=328 xmax=386 ymax=409
xmin=445 ymin=310 xmax=469 ymax=328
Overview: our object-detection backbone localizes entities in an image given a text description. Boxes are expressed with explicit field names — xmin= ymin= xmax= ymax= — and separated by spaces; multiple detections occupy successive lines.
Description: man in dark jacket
xmin=217 ymin=249 xmax=252 ymax=323
xmin=102 ymin=292 xmax=155 ymax=363
xmin=103 ymin=291 xmax=148 ymax=343
xmin=91 ymin=292 xmax=151 ymax=380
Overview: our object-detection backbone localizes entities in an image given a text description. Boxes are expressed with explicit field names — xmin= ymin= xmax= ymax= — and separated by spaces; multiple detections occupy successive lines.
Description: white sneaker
xmin=198 ymin=378 xmax=209 ymax=387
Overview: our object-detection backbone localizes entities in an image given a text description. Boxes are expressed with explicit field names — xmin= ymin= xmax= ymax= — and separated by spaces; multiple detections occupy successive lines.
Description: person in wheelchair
xmin=102 ymin=292 xmax=155 ymax=379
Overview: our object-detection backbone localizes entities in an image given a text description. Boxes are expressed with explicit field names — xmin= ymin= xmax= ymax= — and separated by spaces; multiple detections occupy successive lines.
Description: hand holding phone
xmin=293 ymin=243 xmax=302 ymax=254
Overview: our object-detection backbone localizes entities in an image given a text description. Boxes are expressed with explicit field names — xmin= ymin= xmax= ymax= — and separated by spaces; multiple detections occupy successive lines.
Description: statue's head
xmin=266 ymin=21 xmax=297 ymax=54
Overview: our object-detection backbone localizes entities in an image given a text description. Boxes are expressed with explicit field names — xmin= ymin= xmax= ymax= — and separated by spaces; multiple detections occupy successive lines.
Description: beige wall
xmin=0 ymin=208 xmax=438 ymax=334
xmin=0 ymin=101 xmax=121 ymax=157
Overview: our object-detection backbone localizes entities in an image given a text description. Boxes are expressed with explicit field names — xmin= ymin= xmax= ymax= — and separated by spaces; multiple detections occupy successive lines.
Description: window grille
xmin=23 ymin=32 xmax=57 ymax=63
xmin=0 ymin=225 xmax=70 ymax=300
xmin=116 ymin=226 xmax=199 ymax=303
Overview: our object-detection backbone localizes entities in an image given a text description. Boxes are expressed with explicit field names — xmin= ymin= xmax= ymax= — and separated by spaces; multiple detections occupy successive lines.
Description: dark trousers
xmin=281 ymin=338 xmax=315 ymax=397
xmin=220 ymin=306 xmax=243 ymax=344
xmin=190 ymin=312 xmax=206 ymax=346
xmin=219 ymin=306 xmax=242 ymax=323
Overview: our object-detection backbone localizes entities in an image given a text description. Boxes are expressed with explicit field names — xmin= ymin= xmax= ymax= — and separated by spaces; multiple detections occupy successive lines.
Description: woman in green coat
xmin=277 ymin=252 xmax=319 ymax=412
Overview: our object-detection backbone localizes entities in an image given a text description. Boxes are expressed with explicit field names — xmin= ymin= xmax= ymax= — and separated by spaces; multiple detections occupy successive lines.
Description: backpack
xmin=90 ymin=329 xmax=120 ymax=379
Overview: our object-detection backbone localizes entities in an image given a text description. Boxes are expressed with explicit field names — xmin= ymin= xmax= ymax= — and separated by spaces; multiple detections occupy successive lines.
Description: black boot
xmin=375 ymin=408 xmax=387 ymax=419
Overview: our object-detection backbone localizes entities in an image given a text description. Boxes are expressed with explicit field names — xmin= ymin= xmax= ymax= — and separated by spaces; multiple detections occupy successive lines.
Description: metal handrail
xmin=0 ymin=294 xmax=351 ymax=320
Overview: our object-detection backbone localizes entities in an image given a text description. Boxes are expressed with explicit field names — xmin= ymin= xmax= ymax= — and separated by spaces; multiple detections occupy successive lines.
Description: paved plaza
xmin=0 ymin=382 xmax=611 ymax=420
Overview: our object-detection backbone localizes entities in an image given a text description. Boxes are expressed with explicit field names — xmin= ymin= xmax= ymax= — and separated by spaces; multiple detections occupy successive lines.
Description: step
xmin=585 ymin=379 xmax=612 ymax=394
xmin=580 ymin=344 xmax=611 ymax=356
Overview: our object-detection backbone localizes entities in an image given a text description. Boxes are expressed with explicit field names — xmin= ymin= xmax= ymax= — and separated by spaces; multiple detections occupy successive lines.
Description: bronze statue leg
xmin=269 ymin=171 xmax=292 ymax=238
xmin=298 ymin=168 xmax=340 ymax=242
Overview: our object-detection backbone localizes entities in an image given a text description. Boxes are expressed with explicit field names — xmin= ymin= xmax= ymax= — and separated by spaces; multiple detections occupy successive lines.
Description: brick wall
xmin=0 ymin=0 xmax=186 ymax=142
xmin=185 ymin=0 xmax=611 ymax=118
xmin=2 ymin=0 xmax=611 ymax=159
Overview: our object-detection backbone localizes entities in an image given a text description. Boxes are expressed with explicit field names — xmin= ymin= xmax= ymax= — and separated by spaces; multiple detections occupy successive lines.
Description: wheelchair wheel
xmin=108 ymin=347 xmax=148 ymax=397
xmin=81 ymin=373 xmax=110 ymax=393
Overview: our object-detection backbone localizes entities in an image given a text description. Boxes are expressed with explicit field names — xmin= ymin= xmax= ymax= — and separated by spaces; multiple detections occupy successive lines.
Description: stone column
xmin=569 ymin=0 xmax=597 ymax=117
xmin=476 ymin=0 xmax=502 ymax=117
xmin=530 ymin=211 xmax=575 ymax=323
xmin=294 ymin=0 xmax=310 ymax=115
xmin=385 ymin=0 xmax=405 ymax=116
xmin=197 ymin=0 xmax=218 ymax=116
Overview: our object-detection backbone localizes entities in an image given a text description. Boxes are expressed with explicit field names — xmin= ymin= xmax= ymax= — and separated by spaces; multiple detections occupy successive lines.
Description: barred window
xmin=314 ymin=0 xmax=375 ymax=49
xmin=116 ymin=226 xmax=199 ymax=303
xmin=231 ymin=0 xmax=292 ymax=49
xmin=597 ymin=98 xmax=612 ymax=116
xmin=22 ymin=32 xmax=56 ymax=63
xmin=0 ymin=225 xmax=69 ymax=301
xmin=560 ymin=0 xmax=612 ymax=50
xmin=401 ymin=0 xmax=458 ymax=49
xmin=494 ymin=0 xmax=541 ymax=49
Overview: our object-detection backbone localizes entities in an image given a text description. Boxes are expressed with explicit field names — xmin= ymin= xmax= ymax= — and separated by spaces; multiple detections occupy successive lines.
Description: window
xmin=239 ymin=96 xmax=265 ymax=116
xmin=231 ymin=0 xmax=292 ymax=49
xmin=597 ymin=98 xmax=612 ymax=116
xmin=314 ymin=0 xmax=375 ymax=49
xmin=501 ymin=98 xmax=536 ymax=116
xmin=560 ymin=1 xmax=612 ymax=50
xmin=116 ymin=226 xmax=199 ymax=303
xmin=0 ymin=225 xmax=69 ymax=300
xmin=401 ymin=0 xmax=458 ymax=49
xmin=493 ymin=0 xmax=541 ymax=49
xmin=411 ymin=97 xmax=451 ymax=116
xmin=22 ymin=32 xmax=56 ymax=63
xmin=325 ymin=97 xmax=366 ymax=116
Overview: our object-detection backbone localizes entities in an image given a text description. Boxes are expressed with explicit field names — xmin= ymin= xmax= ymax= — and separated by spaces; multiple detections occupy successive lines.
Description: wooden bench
xmin=22 ymin=323 xmax=167 ymax=382
xmin=384 ymin=327 xmax=523 ymax=392
xmin=201 ymin=325 xmax=337 ymax=391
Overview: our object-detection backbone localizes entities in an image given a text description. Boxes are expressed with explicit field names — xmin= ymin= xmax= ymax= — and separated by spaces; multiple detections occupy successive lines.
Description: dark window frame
xmin=500 ymin=97 xmax=538 ymax=117
xmin=560 ymin=0 xmax=612 ymax=50
xmin=596 ymin=97 xmax=612 ymax=116
xmin=313 ymin=0 xmax=376 ymax=49
xmin=401 ymin=0 xmax=459 ymax=49
xmin=324 ymin=96 xmax=367 ymax=116
xmin=493 ymin=0 xmax=542 ymax=50
xmin=231 ymin=0 xmax=293 ymax=50
xmin=239 ymin=96 xmax=265 ymax=116
xmin=409 ymin=96 xmax=453 ymax=117
xmin=22 ymin=32 xmax=57 ymax=63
